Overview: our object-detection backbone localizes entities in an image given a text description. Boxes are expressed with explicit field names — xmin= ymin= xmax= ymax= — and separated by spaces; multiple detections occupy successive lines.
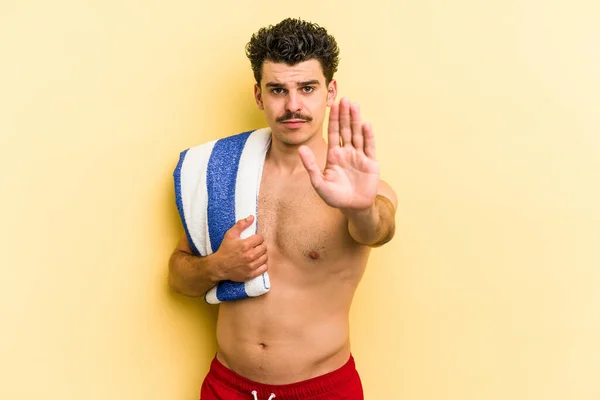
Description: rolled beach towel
xmin=173 ymin=128 xmax=272 ymax=304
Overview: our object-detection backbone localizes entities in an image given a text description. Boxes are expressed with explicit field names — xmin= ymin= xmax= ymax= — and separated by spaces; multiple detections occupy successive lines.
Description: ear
xmin=326 ymin=79 xmax=338 ymax=106
xmin=254 ymin=84 xmax=264 ymax=110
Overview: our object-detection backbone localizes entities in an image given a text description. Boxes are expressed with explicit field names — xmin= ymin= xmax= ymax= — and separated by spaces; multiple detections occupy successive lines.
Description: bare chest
xmin=257 ymin=177 xmax=350 ymax=262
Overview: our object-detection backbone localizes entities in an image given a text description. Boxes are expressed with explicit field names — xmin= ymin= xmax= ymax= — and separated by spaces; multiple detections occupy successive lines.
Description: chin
xmin=270 ymin=126 xmax=308 ymax=144
xmin=279 ymin=136 xmax=309 ymax=146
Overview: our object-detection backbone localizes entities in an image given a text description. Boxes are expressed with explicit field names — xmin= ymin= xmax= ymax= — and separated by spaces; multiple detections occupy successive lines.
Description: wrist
xmin=207 ymin=252 xmax=226 ymax=282
xmin=343 ymin=199 xmax=386 ymax=246
xmin=341 ymin=203 xmax=377 ymax=221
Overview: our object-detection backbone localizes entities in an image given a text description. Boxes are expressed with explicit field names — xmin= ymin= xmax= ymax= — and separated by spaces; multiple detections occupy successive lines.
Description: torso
xmin=215 ymin=150 xmax=371 ymax=384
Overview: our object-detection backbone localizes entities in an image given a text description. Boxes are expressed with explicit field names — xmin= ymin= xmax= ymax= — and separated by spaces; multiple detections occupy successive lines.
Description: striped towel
xmin=173 ymin=128 xmax=272 ymax=304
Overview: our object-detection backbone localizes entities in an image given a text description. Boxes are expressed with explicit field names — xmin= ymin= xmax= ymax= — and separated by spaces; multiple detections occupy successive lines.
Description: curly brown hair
xmin=245 ymin=18 xmax=340 ymax=85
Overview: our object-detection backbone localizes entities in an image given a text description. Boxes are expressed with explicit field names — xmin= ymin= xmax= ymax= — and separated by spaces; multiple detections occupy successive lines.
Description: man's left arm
xmin=344 ymin=180 xmax=398 ymax=247
xmin=298 ymin=97 xmax=398 ymax=247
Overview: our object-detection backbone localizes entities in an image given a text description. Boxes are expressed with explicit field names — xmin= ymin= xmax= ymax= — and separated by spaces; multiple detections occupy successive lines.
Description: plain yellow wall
xmin=1 ymin=1 xmax=599 ymax=399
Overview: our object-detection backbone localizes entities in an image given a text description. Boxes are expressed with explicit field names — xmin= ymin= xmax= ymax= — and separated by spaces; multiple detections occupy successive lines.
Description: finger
xmin=227 ymin=215 xmax=254 ymax=237
xmin=242 ymin=233 xmax=264 ymax=249
xmin=250 ymin=254 xmax=268 ymax=269
xmin=363 ymin=122 xmax=376 ymax=160
xmin=250 ymin=263 xmax=268 ymax=278
xmin=327 ymin=102 xmax=340 ymax=151
xmin=249 ymin=244 xmax=267 ymax=259
xmin=350 ymin=103 xmax=363 ymax=152
xmin=339 ymin=97 xmax=352 ymax=146
xmin=298 ymin=145 xmax=324 ymax=190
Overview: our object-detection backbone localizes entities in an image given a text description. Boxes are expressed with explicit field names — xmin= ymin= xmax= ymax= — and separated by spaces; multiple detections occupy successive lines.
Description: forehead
xmin=261 ymin=59 xmax=326 ymax=85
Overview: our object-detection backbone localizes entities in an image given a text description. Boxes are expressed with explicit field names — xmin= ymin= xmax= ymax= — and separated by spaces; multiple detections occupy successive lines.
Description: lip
xmin=281 ymin=120 xmax=307 ymax=128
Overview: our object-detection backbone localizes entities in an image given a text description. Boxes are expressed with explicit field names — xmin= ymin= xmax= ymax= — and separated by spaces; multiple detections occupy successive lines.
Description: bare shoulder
xmin=378 ymin=179 xmax=398 ymax=210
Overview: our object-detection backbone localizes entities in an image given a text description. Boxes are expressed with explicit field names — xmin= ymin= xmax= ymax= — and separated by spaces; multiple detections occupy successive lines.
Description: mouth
xmin=280 ymin=120 xmax=308 ymax=128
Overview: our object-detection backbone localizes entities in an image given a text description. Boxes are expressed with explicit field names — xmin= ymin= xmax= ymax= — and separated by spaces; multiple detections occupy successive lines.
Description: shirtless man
xmin=168 ymin=18 xmax=397 ymax=399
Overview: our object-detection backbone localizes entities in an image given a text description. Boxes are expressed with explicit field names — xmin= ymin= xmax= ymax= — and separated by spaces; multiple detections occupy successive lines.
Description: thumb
xmin=228 ymin=215 xmax=254 ymax=237
xmin=298 ymin=145 xmax=324 ymax=190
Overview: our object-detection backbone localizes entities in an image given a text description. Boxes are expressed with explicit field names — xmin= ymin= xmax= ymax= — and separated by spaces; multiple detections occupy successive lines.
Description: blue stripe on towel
xmin=216 ymin=280 xmax=248 ymax=301
xmin=206 ymin=130 xmax=253 ymax=251
xmin=174 ymin=149 xmax=200 ymax=255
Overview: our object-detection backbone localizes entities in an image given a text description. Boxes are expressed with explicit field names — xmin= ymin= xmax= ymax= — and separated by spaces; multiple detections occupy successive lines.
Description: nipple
xmin=308 ymin=250 xmax=320 ymax=260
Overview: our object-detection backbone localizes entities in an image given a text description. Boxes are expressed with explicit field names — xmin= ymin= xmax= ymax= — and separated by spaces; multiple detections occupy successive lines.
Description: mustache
xmin=276 ymin=111 xmax=313 ymax=123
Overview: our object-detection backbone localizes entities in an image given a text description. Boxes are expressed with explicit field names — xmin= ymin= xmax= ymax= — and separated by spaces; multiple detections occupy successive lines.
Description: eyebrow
xmin=265 ymin=80 xmax=321 ymax=88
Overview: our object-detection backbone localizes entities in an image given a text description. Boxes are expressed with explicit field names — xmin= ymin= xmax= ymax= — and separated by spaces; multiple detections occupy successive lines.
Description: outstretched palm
xmin=299 ymin=97 xmax=379 ymax=212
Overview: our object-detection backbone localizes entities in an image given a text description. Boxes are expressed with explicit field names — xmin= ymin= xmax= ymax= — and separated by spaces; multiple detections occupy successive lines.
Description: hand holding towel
xmin=173 ymin=128 xmax=272 ymax=304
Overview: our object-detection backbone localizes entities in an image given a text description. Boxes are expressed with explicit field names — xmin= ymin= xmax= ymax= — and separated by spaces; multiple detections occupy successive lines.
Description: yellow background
xmin=1 ymin=1 xmax=599 ymax=399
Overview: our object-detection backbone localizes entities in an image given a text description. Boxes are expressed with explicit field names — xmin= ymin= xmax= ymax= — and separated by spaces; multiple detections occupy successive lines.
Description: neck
xmin=267 ymin=130 xmax=327 ymax=174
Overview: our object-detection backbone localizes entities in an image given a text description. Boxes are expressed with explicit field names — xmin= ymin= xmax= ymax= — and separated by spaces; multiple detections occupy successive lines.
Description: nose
xmin=285 ymin=91 xmax=301 ymax=113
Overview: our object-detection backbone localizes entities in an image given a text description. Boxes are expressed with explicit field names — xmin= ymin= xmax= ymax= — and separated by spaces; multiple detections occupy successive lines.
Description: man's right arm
xmin=168 ymin=215 xmax=268 ymax=298
xmin=168 ymin=235 xmax=222 ymax=298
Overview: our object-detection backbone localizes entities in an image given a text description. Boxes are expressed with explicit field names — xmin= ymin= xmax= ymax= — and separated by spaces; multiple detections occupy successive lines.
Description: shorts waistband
xmin=207 ymin=354 xmax=358 ymax=399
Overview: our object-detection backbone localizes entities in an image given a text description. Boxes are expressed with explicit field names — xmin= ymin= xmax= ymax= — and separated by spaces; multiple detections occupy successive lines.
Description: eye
xmin=301 ymin=86 xmax=315 ymax=93
xmin=271 ymin=88 xmax=286 ymax=95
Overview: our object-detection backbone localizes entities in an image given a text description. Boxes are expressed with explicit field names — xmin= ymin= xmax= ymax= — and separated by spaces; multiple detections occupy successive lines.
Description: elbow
xmin=167 ymin=270 xmax=183 ymax=294
xmin=167 ymin=254 xmax=204 ymax=298
xmin=168 ymin=270 xmax=205 ymax=298
xmin=367 ymin=224 xmax=396 ymax=248
xmin=167 ymin=253 xmax=181 ymax=292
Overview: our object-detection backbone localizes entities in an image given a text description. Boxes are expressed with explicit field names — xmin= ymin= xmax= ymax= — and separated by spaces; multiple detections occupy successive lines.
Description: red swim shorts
xmin=200 ymin=355 xmax=364 ymax=400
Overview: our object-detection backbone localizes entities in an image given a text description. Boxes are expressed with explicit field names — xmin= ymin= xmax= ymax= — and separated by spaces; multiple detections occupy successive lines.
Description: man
xmin=169 ymin=18 xmax=397 ymax=399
